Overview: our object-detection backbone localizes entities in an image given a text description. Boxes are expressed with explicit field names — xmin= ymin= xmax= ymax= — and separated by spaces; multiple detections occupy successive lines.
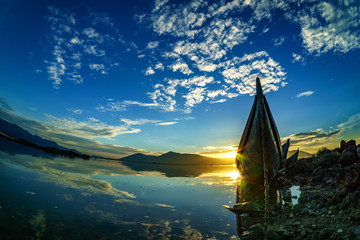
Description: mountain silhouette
xmin=0 ymin=118 xmax=89 ymax=159
xmin=0 ymin=118 xmax=78 ymax=153
xmin=120 ymin=151 xmax=232 ymax=165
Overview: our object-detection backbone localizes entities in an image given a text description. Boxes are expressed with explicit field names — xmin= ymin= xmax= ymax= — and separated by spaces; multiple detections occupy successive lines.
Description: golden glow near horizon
xmin=200 ymin=146 xmax=238 ymax=160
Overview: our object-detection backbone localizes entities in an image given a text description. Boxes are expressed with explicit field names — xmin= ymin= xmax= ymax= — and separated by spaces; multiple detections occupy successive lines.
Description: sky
xmin=0 ymin=0 xmax=360 ymax=159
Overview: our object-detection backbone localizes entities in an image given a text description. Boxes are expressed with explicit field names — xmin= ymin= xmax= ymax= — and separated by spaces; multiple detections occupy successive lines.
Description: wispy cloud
xmin=96 ymin=99 xmax=173 ymax=112
xmin=67 ymin=108 xmax=83 ymax=114
xmin=169 ymin=59 xmax=193 ymax=75
xmin=273 ymin=36 xmax=285 ymax=47
xmin=120 ymin=118 xmax=159 ymax=126
xmin=294 ymin=1 xmax=360 ymax=55
xmin=146 ymin=41 xmax=159 ymax=49
xmin=145 ymin=67 xmax=155 ymax=75
xmin=44 ymin=6 xmax=134 ymax=88
xmin=0 ymin=97 xmax=13 ymax=111
xmin=120 ymin=118 xmax=177 ymax=126
xmin=133 ymin=0 xmax=290 ymax=112
xmin=282 ymin=129 xmax=341 ymax=153
xmin=155 ymin=121 xmax=177 ymax=126
xmin=296 ymin=91 xmax=314 ymax=98
xmin=292 ymin=53 xmax=305 ymax=65
xmin=282 ymin=113 xmax=360 ymax=153
xmin=0 ymin=104 xmax=150 ymax=158
xmin=45 ymin=115 xmax=140 ymax=139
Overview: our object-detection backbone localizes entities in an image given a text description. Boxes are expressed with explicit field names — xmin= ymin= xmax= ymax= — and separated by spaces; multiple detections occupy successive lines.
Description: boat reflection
xmin=226 ymin=181 xmax=282 ymax=237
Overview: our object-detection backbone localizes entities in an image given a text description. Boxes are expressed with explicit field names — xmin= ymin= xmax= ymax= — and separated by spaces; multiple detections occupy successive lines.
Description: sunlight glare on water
xmin=227 ymin=169 xmax=241 ymax=181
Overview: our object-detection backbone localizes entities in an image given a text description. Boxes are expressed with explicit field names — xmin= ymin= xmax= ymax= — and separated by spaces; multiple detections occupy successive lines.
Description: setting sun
xmin=226 ymin=169 xmax=241 ymax=181
xmin=224 ymin=150 xmax=237 ymax=159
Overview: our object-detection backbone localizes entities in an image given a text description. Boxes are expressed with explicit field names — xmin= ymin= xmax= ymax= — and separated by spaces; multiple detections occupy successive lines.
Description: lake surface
xmin=0 ymin=150 xmax=241 ymax=239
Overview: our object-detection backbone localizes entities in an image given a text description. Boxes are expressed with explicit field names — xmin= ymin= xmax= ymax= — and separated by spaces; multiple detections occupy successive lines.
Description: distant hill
xmin=120 ymin=151 xmax=233 ymax=165
xmin=0 ymin=118 xmax=78 ymax=153
xmin=0 ymin=118 xmax=89 ymax=159
xmin=119 ymin=151 xmax=234 ymax=177
xmin=288 ymin=150 xmax=313 ymax=159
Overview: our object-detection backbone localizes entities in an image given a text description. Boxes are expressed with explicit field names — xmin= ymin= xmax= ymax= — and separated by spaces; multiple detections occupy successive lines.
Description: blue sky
xmin=0 ymin=0 xmax=359 ymax=158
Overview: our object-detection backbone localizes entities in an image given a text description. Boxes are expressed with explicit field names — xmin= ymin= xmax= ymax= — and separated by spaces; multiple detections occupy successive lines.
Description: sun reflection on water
xmin=226 ymin=169 xmax=241 ymax=181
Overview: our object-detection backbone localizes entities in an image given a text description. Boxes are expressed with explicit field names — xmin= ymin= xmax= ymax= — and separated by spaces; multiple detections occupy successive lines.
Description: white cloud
xmin=169 ymin=59 xmax=193 ymax=75
xmin=281 ymin=128 xmax=341 ymax=153
xmin=146 ymin=41 xmax=159 ymax=49
xmin=155 ymin=121 xmax=177 ymax=126
xmin=83 ymin=28 xmax=100 ymax=40
xmin=221 ymin=51 xmax=286 ymax=95
xmin=67 ymin=108 xmax=83 ymax=114
xmin=183 ymin=87 xmax=206 ymax=108
xmin=70 ymin=37 xmax=83 ymax=44
xmin=337 ymin=113 xmax=360 ymax=130
xmin=120 ymin=118 xmax=159 ymax=125
xmin=96 ymin=99 xmax=175 ymax=113
xmin=181 ymin=76 xmax=214 ymax=87
xmin=0 ymin=104 xmax=149 ymax=158
xmin=154 ymin=62 xmax=164 ymax=71
xmin=90 ymin=11 xmax=114 ymax=27
xmin=295 ymin=1 xmax=360 ymax=55
xmin=135 ymin=0 xmax=297 ymax=112
xmin=145 ymin=67 xmax=155 ymax=75
xmin=292 ymin=53 xmax=305 ymax=64
xmin=46 ymin=114 xmax=140 ymax=139
xmin=145 ymin=50 xmax=286 ymax=112
xmin=273 ymin=36 xmax=285 ymax=46
xmin=89 ymin=63 xmax=105 ymax=71
xmin=296 ymin=91 xmax=314 ymax=98
xmin=210 ymin=99 xmax=226 ymax=104
xmin=44 ymin=7 xmax=128 ymax=87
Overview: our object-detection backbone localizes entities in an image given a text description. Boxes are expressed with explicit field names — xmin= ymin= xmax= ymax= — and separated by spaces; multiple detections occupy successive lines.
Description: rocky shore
xmin=240 ymin=140 xmax=360 ymax=240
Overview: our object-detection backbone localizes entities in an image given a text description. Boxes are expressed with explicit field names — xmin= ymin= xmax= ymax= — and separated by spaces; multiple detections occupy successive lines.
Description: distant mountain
xmin=120 ymin=151 xmax=232 ymax=165
xmin=0 ymin=118 xmax=78 ymax=153
xmin=288 ymin=150 xmax=313 ymax=159
xmin=0 ymin=118 xmax=89 ymax=159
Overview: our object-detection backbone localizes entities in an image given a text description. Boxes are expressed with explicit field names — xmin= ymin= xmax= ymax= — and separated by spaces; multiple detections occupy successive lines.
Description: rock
xmin=340 ymin=140 xmax=347 ymax=151
xmin=266 ymin=229 xmax=281 ymax=240
xmin=347 ymin=140 xmax=356 ymax=148
xmin=226 ymin=201 xmax=261 ymax=214
xmin=340 ymin=150 xmax=358 ymax=166
xmin=242 ymin=224 xmax=265 ymax=240
xmin=333 ymin=147 xmax=342 ymax=154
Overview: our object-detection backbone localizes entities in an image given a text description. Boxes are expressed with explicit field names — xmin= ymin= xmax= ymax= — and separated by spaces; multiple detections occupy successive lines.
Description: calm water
xmin=0 ymin=150 xmax=241 ymax=239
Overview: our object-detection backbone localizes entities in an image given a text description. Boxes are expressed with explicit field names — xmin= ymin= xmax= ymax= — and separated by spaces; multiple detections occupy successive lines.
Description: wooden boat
xmin=236 ymin=78 xmax=298 ymax=184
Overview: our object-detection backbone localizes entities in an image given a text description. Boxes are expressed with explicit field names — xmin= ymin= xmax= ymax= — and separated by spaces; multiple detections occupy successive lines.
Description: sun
xmin=224 ymin=150 xmax=237 ymax=159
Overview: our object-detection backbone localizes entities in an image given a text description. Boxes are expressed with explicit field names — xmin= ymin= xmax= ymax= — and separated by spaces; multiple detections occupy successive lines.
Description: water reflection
xmin=0 ymin=148 xmax=239 ymax=239
xmin=226 ymin=179 xmax=302 ymax=238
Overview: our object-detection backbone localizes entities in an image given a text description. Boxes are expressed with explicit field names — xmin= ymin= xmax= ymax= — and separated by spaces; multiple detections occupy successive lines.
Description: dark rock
xmin=340 ymin=140 xmax=347 ymax=151
xmin=347 ymin=140 xmax=356 ymax=148
xmin=333 ymin=147 xmax=342 ymax=154
xmin=266 ymin=229 xmax=282 ymax=240
xmin=242 ymin=224 xmax=265 ymax=240
xmin=227 ymin=201 xmax=261 ymax=214
xmin=340 ymin=149 xmax=358 ymax=165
